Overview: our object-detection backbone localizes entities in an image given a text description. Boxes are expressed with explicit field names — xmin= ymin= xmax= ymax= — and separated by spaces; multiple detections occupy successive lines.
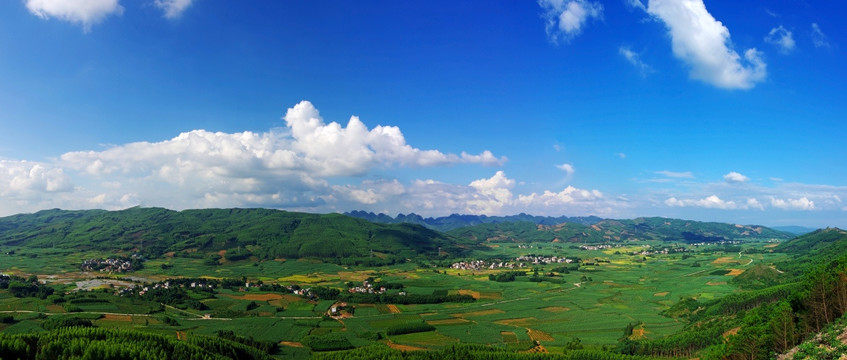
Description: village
xmin=80 ymin=257 xmax=141 ymax=273
xmin=450 ymin=255 xmax=577 ymax=271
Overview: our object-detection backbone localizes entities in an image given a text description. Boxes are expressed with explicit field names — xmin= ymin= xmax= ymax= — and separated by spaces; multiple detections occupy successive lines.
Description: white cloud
xmin=556 ymin=163 xmax=575 ymax=177
xmin=665 ymin=195 xmax=738 ymax=209
xmin=656 ymin=170 xmax=693 ymax=179
xmin=646 ymin=0 xmax=766 ymax=89
xmin=747 ymin=198 xmax=764 ymax=211
xmin=25 ymin=0 xmax=123 ymax=32
xmin=626 ymin=0 xmax=646 ymax=11
xmin=0 ymin=160 xmax=74 ymax=196
xmin=616 ymin=152 xmax=627 ymax=159
xmin=765 ymin=26 xmax=795 ymax=54
xmin=811 ymin=23 xmax=831 ymax=48
xmin=619 ymin=46 xmax=653 ymax=76
xmin=154 ymin=0 xmax=194 ymax=19
xmin=539 ymin=0 xmax=603 ymax=44
xmin=723 ymin=171 xmax=749 ymax=183
xmin=770 ymin=196 xmax=815 ymax=211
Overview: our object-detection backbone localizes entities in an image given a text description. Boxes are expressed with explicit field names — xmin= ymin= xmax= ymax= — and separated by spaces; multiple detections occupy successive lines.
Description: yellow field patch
xmin=541 ymin=306 xmax=570 ymax=312
xmin=277 ymin=274 xmax=322 ymax=283
xmin=712 ymin=257 xmax=743 ymax=264
xmin=386 ymin=304 xmax=401 ymax=314
xmin=706 ymin=281 xmax=727 ymax=286
xmin=495 ymin=317 xmax=537 ymax=327
xmin=527 ymin=328 xmax=554 ymax=342
xmin=727 ymin=269 xmax=744 ymax=276
xmin=427 ymin=318 xmax=471 ymax=325
xmin=654 ymin=292 xmax=669 ymax=297
xmin=764 ymin=243 xmax=779 ymax=248
xmin=452 ymin=309 xmax=504 ymax=318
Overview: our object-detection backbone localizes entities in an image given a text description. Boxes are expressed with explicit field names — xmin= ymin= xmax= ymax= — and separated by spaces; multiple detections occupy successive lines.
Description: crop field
xmin=0 ymin=238 xmax=791 ymax=358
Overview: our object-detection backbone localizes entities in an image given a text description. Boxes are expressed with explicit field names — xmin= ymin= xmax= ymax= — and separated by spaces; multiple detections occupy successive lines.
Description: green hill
xmin=0 ymin=207 xmax=462 ymax=261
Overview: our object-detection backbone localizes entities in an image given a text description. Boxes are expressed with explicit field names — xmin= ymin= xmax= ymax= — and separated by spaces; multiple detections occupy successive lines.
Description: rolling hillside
xmin=446 ymin=216 xmax=794 ymax=244
xmin=345 ymin=211 xmax=602 ymax=232
xmin=0 ymin=207 xmax=463 ymax=261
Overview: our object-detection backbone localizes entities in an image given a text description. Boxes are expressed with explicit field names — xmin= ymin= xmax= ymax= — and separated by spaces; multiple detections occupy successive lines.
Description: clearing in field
xmin=221 ymin=293 xmax=283 ymax=301
xmin=454 ymin=289 xmax=502 ymax=300
xmin=527 ymin=328 xmax=554 ymax=342
xmin=707 ymin=281 xmax=727 ymax=286
xmin=279 ymin=341 xmax=303 ymax=348
xmin=451 ymin=309 xmax=504 ymax=318
xmin=541 ymin=306 xmax=570 ymax=312
xmin=386 ymin=304 xmax=401 ymax=314
xmin=653 ymin=292 xmax=669 ymax=297
xmin=496 ymin=318 xmax=537 ymax=327
xmin=630 ymin=324 xmax=648 ymax=340
xmin=102 ymin=314 xmax=132 ymax=322
xmin=385 ymin=340 xmax=428 ymax=351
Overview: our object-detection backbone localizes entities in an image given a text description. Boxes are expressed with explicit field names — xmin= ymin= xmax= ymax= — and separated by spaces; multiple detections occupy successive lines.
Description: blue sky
xmin=0 ymin=0 xmax=845 ymax=228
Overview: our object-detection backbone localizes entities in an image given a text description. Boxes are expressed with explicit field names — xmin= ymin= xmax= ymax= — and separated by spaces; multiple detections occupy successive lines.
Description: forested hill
xmin=0 ymin=207 xmax=463 ymax=261
xmin=446 ymin=216 xmax=794 ymax=244
xmin=345 ymin=210 xmax=603 ymax=232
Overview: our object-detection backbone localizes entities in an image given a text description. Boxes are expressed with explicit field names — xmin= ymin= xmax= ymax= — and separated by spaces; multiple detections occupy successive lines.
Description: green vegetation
xmin=2 ymin=207 xmax=843 ymax=360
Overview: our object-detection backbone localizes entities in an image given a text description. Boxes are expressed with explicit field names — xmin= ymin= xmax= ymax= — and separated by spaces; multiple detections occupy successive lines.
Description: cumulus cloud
xmin=646 ymin=0 xmax=766 ymax=89
xmin=619 ymin=46 xmax=653 ymax=76
xmin=765 ymin=26 xmax=795 ymax=54
xmin=556 ymin=163 xmax=575 ymax=178
xmin=61 ymin=101 xmax=505 ymax=183
xmin=539 ymin=0 xmax=603 ymax=44
xmin=770 ymin=196 xmax=815 ymax=211
xmin=723 ymin=171 xmax=749 ymax=183
xmin=656 ymin=170 xmax=694 ymax=179
xmin=747 ymin=198 xmax=764 ymax=211
xmin=0 ymin=160 xmax=73 ymax=196
xmin=2 ymin=101 xmax=498 ymax=213
xmin=25 ymin=0 xmax=123 ymax=32
xmin=665 ymin=195 xmax=738 ymax=209
xmin=154 ymin=0 xmax=194 ymax=19
xmin=811 ymin=23 xmax=831 ymax=48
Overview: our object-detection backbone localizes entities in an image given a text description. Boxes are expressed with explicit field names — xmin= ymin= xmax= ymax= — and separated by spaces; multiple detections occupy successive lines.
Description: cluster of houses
xmin=631 ymin=246 xmax=688 ymax=256
xmin=117 ymin=279 xmax=215 ymax=296
xmin=578 ymin=244 xmax=622 ymax=251
xmin=80 ymin=257 xmax=137 ymax=273
xmin=451 ymin=255 xmax=577 ymax=271
xmin=347 ymin=280 xmax=388 ymax=294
